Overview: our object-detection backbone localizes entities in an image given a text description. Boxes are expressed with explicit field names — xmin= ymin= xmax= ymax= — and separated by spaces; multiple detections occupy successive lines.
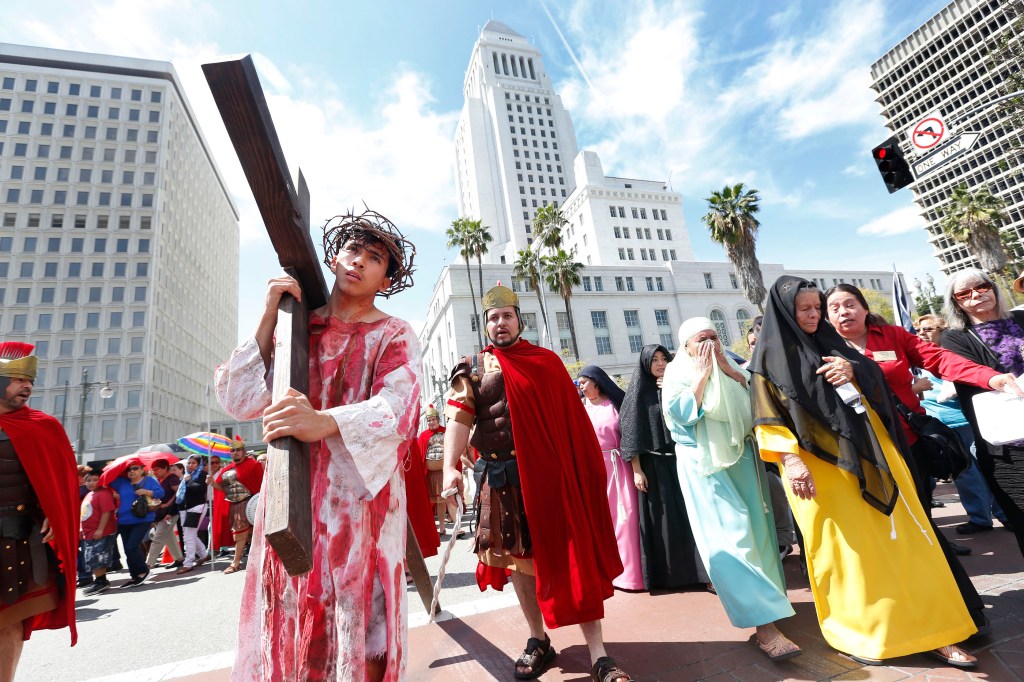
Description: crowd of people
xmin=76 ymin=439 xmax=265 ymax=595
xmin=7 ymin=201 xmax=1022 ymax=682
xmin=521 ymin=271 xmax=1021 ymax=675
xmin=415 ymin=271 xmax=1024 ymax=679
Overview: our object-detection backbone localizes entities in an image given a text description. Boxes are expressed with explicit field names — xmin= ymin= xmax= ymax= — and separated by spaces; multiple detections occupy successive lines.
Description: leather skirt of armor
xmin=472 ymin=454 xmax=531 ymax=558
xmin=0 ymin=435 xmax=57 ymax=629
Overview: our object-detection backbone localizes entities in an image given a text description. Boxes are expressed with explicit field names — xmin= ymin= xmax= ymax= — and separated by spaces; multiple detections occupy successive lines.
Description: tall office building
xmin=870 ymin=0 xmax=1021 ymax=274
xmin=0 ymin=43 xmax=238 ymax=461
xmin=454 ymin=21 xmax=580 ymax=264
xmin=420 ymin=22 xmax=897 ymax=392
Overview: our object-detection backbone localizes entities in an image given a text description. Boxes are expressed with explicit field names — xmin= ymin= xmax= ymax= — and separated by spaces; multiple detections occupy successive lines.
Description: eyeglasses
xmin=953 ymin=282 xmax=993 ymax=302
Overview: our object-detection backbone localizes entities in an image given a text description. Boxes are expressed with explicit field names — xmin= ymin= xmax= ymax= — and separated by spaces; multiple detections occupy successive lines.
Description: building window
xmin=595 ymin=337 xmax=613 ymax=355
xmin=655 ymin=309 xmax=670 ymax=326
xmin=730 ymin=273 xmax=739 ymax=289
xmin=582 ymin=276 xmax=592 ymax=292
xmin=704 ymin=273 xmax=714 ymax=289
xmin=709 ymin=309 xmax=731 ymax=345
xmin=594 ymin=277 xmax=603 ymax=292
xmin=615 ymin=277 xmax=624 ymax=292
xmin=626 ymin=277 xmax=635 ymax=292
xmin=646 ymin=277 xmax=654 ymax=291
xmin=736 ymin=308 xmax=753 ymax=335
xmin=591 ymin=311 xmax=608 ymax=329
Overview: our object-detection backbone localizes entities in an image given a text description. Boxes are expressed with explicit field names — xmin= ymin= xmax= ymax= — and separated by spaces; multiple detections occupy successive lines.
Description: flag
xmin=892 ymin=265 xmax=916 ymax=334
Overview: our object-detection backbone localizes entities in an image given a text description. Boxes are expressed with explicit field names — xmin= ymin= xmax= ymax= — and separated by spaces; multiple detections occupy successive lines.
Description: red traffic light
xmin=876 ymin=148 xmax=887 ymax=159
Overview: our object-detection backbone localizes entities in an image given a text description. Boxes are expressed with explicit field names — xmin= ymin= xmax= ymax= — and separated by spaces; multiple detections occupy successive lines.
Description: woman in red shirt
xmin=824 ymin=283 xmax=1020 ymax=638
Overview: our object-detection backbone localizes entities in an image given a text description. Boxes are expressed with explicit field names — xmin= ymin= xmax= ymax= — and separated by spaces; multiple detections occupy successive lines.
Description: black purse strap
xmin=889 ymin=391 xmax=916 ymax=423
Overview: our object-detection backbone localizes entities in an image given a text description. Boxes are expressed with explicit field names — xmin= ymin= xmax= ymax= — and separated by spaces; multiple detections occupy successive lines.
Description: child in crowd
xmin=79 ymin=471 xmax=118 ymax=595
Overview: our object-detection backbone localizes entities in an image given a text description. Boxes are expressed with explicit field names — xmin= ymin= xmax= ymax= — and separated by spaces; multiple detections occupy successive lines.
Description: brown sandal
xmin=223 ymin=564 xmax=241 ymax=574
xmin=513 ymin=634 xmax=556 ymax=680
xmin=591 ymin=656 xmax=632 ymax=682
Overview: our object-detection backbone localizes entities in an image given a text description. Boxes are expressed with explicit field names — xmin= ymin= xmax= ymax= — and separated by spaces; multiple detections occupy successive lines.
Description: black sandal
xmin=591 ymin=656 xmax=632 ymax=682
xmin=513 ymin=634 xmax=557 ymax=680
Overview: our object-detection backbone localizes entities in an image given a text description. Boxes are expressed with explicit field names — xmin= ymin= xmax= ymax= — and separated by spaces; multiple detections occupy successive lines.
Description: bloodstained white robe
xmin=215 ymin=314 xmax=421 ymax=681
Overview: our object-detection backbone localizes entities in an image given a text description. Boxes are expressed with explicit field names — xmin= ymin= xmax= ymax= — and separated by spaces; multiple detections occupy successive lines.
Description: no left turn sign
xmin=905 ymin=109 xmax=947 ymax=154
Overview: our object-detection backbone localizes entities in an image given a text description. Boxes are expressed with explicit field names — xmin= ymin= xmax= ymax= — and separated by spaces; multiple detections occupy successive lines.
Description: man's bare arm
xmin=442 ymin=420 xmax=470 ymax=497
xmin=256 ymin=276 xmax=303 ymax=371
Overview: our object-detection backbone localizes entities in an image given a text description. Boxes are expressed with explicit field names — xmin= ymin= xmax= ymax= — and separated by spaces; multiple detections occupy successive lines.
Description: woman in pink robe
xmin=578 ymin=365 xmax=644 ymax=590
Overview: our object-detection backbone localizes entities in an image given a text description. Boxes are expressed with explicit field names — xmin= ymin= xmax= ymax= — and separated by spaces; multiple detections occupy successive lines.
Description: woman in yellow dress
xmin=747 ymin=276 xmax=977 ymax=668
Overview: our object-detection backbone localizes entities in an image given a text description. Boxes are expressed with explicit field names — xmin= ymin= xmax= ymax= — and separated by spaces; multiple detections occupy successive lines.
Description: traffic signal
xmin=871 ymin=135 xmax=915 ymax=194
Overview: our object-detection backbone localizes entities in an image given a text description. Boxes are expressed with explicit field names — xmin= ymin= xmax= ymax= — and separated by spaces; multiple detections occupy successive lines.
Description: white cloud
xmin=5 ymin=0 xmax=458 ymax=245
xmin=855 ymin=205 xmax=926 ymax=236
xmin=721 ymin=0 xmax=886 ymax=140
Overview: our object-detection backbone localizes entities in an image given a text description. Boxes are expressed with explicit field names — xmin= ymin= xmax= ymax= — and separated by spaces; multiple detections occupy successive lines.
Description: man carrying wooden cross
xmin=215 ymin=209 xmax=420 ymax=682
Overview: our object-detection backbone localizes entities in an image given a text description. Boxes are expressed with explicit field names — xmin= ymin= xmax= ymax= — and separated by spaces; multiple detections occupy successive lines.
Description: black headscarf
xmin=619 ymin=344 xmax=675 ymax=458
xmin=578 ymin=365 xmax=625 ymax=411
xmin=748 ymin=275 xmax=901 ymax=514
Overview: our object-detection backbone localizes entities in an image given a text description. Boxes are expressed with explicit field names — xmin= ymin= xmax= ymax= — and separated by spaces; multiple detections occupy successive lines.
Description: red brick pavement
xmin=172 ymin=495 xmax=1024 ymax=681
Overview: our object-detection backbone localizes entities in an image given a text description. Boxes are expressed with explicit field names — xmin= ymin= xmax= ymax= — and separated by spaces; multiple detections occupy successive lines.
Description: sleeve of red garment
xmin=897 ymin=326 xmax=998 ymax=388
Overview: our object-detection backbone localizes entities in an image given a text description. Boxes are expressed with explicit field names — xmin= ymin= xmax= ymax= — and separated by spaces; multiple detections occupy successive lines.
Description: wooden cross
xmin=202 ymin=56 xmax=436 ymax=612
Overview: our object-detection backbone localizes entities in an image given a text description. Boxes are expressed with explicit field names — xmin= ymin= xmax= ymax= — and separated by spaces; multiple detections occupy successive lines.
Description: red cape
xmin=0 ymin=407 xmax=79 ymax=644
xmin=215 ymin=456 xmax=264 ymax=494
xmin=491 ymin=340 xmax=622 ymax=628
xmin=406 ymin=427 xmax=442 ymax=558
xmin=210 ymin=478 xmax=233 ymax=549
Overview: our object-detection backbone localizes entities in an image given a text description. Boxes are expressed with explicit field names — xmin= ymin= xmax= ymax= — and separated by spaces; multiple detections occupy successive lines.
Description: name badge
xmin=873 ymin=350 xmax=898 ymax=362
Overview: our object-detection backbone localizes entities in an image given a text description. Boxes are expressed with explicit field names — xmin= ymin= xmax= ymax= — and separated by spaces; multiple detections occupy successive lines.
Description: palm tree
xmin=702 ymin=183 xmax=767 ymax=312
xmin=940 ymin=184 xmax=1011 ymax=281
xmin=512 ymin=248 xmax=549 ymax=344
xmin=533 ymin=203 xmax=567 ymax=252
xmin=461 ymin=219 xmax=493 ymax=303
xmin=542 ymin=248 xmax=584 ymax=358
xmin=446 ymin=217 xmax=483 ymax=348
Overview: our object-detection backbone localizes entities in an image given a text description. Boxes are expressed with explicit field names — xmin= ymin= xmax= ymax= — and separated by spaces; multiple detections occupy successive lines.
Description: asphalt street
xmin=16 ymin=516 xmax=482 ymax=682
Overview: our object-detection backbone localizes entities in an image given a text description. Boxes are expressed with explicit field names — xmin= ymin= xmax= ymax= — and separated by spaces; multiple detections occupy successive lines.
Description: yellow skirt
xmin=757 ymin=411 xmax=975 ymax=660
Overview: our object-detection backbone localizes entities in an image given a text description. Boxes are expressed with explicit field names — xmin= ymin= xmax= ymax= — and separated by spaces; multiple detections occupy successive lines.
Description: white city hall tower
xmin=454 ymin=21 xmax=580 ymax=264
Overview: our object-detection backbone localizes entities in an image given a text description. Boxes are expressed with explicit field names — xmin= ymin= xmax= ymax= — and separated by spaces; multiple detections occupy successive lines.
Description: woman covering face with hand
xmin=661 ymin=317 xmax=801 ymax=662
xmin=749 ymin=276 xmax=978 ymax=669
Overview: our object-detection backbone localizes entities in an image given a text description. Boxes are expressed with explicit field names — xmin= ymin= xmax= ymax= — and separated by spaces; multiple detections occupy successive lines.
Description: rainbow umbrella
xmin=177 ymin=431 xmax=233 ymax=456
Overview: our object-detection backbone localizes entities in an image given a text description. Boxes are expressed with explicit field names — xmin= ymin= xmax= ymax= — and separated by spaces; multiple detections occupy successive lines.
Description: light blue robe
xmin=663 ymin=377 xmax=794 ymax=628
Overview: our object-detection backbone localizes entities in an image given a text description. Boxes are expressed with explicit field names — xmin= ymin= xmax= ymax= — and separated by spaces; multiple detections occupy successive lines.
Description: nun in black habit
xmin=619 ymin=344 xmax=707 ymax=591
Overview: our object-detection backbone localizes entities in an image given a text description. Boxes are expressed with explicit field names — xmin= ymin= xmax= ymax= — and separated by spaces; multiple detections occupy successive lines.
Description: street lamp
xmin=76 ymin=368 xmax=115 ymax=458
xmin=430 ymin=375 xmax=448 ymax=411
xmin=912 ymin=274 xmax=937 ymax=315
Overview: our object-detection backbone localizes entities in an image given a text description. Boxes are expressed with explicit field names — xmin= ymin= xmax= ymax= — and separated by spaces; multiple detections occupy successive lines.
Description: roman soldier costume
xmin=0 ymin=342 xmax=78 ymax=644
xmin=215 ymin=437 xmax=264 ymax=537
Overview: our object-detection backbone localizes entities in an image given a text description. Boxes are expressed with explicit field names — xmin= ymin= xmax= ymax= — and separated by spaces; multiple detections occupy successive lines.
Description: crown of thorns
xmin=321 ymin=208 xmax=416 ymax=298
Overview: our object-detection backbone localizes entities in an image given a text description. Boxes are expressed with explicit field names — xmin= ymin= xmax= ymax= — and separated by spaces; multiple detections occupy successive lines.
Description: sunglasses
xmin=128 ymin=465 xmax=143 ymax=471
xmin=953 ymin=282 xmax=993 ymax=301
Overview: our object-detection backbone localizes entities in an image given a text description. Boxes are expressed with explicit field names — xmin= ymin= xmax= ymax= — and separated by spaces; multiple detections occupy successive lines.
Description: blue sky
xmin=3 ymin=0 xmax=954 ymax=339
